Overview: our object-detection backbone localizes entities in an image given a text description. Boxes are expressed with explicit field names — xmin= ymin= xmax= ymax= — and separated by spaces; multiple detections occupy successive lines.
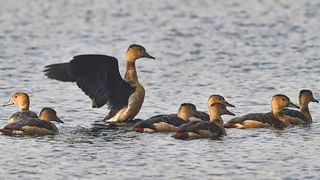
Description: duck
xmin=224 ymin=94 xmax=305 ymax=129
xmin=43 ymin=44 xmax=155 ymax=123
xmin=133 ymin=103 xmax=198 ymax=133
xmin=3 ymin=92 xmax=38 ymax=124
xmin=0 ymin=107 xmax=64 ymax=136
xmin=279 ymin=89 xmax=318 ymax=123
xmin=172 ymin=103 xmax=235 ymax=140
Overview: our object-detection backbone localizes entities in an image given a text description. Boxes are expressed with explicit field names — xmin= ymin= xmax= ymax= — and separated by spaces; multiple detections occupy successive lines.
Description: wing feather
xmin=44 ymin=55 xmax=135 ymax=112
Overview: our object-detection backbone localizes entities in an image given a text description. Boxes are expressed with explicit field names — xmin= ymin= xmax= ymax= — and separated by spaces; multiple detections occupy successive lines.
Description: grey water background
xmin=0 ymin=0 xmax=320 ymax=179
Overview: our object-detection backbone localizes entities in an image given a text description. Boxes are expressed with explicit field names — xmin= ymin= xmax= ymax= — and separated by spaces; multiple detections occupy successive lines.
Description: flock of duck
xmin=1 ymin=44 xmax=318 ymax=139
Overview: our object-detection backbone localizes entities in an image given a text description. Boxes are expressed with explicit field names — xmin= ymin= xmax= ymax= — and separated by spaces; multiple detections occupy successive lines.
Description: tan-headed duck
xmin=224 ymin=94 xmax=305 ymax=129
xmin=173 ymin=103 xmax=235 ymax=140
xmin=281 ymin=89 xmax=318 ymax=123
xmin=0 ymin=107 xmax=63 ymax=136
xmin=3 ymin=92 xmax=38 ymax=124
xmin=133 ymin=103 xmax=198 ymax=133
xmin=44 ymin=44 xmax=155 ymax=123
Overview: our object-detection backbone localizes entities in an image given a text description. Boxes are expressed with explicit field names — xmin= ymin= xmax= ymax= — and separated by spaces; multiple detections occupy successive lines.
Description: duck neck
xmin=272 ymin=107 xmax=283 ymax=118
xmin=300 ymin=106 xmax=312 ymax=122
xmin=19 ymin=102 xmax=29 ymax=112
xmin=209 ymin=113 xmax=226 ymax=135
xmin=124 ymin=60 xmax=139 ymax=84
xmin=177 ymin=111 xmax=192 ymax=121
xmin=272 ymin=108 xmax=290 ymax=126
xmin=209 ymin=113 xmax=222 ymax=124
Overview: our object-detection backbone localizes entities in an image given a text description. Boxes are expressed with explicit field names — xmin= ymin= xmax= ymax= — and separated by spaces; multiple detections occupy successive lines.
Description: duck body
xmin=281 ymin=109 xmax=308 ymax=122
xmin=7 ymin=111 xmax=38 ymax=124
xmin=224 ymin=112 xmax=285 ymax=129
xmin=133 ymin=103 xmax=198 ymax=133
xmin=133 ymin=114 xmax=187 ymax=133
xmin=173 ymin=120 xmax=225 ymax=140
xmin=1 ymin=107 xmax=63 ymax=136
xmin=1 ymin=118 xmax=56 ymax=136
xmin=44 ymin=44 xmax=155 ymax=123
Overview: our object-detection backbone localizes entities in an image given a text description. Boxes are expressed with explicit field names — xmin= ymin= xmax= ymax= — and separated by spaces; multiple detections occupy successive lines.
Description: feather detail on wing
xmin=44 ymin=55 xmax=135 ymax=113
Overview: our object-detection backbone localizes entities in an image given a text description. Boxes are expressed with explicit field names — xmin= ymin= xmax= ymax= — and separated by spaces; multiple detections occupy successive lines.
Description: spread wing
xmin=44 ymin=55 xmax=135 ymax=116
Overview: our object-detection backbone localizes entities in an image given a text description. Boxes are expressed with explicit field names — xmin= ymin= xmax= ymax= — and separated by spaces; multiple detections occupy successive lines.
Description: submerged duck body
xmin=0 ymin=107 xmax=63 ymax=136
xmin=224 ymin=94 xmax=304 ymax=129
xmin=173 ymin=103 xmax=235 ymax=140
xmin=44 ymin=44 xmax=155 ymax=123
xmin=3 ymin=92 xmax=37 ymax=124
xmin=133 ymin=103 xmax=198 ymax=133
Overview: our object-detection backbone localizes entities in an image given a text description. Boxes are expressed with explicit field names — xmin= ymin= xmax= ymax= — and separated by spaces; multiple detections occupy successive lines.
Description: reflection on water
xmin=0 ymin=0 xmax=320 ymax=179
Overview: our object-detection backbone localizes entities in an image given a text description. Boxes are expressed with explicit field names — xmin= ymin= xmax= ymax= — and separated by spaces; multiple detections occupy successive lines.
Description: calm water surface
xmin=0 ymin=0 xmax=320 ymax=179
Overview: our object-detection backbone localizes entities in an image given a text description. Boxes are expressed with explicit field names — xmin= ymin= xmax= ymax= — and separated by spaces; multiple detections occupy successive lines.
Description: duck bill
xmin=225 ymin=101 xmax=235 ymax=107
xmin=225 ymin=109 xmax=236 ymax=116
xmin=144 ymin=52 xmax=155 ymax=60
xmin=54 ymin=117 xmax=64 ymax=123
xmin=3 ymin=100 xmax=14 ymax=107
xmin=311 ymin=98 xmax=319 ymax=103
xmin=288 ymin=101 xmax=299 ymax=109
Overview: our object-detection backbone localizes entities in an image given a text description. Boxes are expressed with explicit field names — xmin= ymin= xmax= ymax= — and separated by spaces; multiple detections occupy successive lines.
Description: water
xmin=0 ymin=0 xmax=320 ymax=179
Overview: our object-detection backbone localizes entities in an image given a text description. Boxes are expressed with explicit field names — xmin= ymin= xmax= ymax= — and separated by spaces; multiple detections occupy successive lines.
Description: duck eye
xmin=14 ymin=96 xmax=18 ymax=98
xmin=218 ymin=98 xmax=221 ymax=101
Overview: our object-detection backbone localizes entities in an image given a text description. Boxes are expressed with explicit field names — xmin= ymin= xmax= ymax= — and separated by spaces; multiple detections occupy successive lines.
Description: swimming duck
xmin=195 ymin=95 xmax=235 ymax=120
xmin=172 ymin=103 xmax=235 ymax=140
xmin=280 ymin=89 xmax=318 ymax=123
xmin=224 ymin=94 xmax=304 ymax=129
xmin=147 ymin=95 xmax=235 ymax=123
xmin=44 ymin=44 xmax=155 ymax=123
xmin=0 ymin=107 xmax=63 ymax=136
xmin=3 ymin=92 xmax=38 ymax=124
xmin=133 ymin=103 xmax=198 ymax=133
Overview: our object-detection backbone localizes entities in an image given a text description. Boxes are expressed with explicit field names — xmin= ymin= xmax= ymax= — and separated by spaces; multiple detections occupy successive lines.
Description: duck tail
xmin=133 ymin=127 xmax=144 ymax=133
xmin=172 ymin=131 xmax=189 ymax=140
xmin=0 ymin=128 xmax=13 ymax=135
xmin=223 ymin=122 xmax=238 ymax=128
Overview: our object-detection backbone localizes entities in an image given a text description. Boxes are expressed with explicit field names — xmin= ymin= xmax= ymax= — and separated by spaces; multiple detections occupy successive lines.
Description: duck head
xmin=3 ymin=92 xmax=30 ymax=111
xmin=272 ymin=94 xmax=299 ymax=110
xmin=299 ymin=89 xmax=319 ymax=106
xmin=209 ymin=103 xmax=235 ymax=117
xmin=39 ymin=107 xmax=64 ymax=123
xmin=126 ymin=44 xmax=155 ymax=62
xmin=208 ymin=95 xmax=235 ymax=108
xmin=177 ymin=103 xmax=197 ymax=120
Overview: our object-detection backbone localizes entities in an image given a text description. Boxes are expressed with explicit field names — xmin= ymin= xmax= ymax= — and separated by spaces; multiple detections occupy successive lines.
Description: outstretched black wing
xmin=44 ymin=55 xmax=135 ymax=116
